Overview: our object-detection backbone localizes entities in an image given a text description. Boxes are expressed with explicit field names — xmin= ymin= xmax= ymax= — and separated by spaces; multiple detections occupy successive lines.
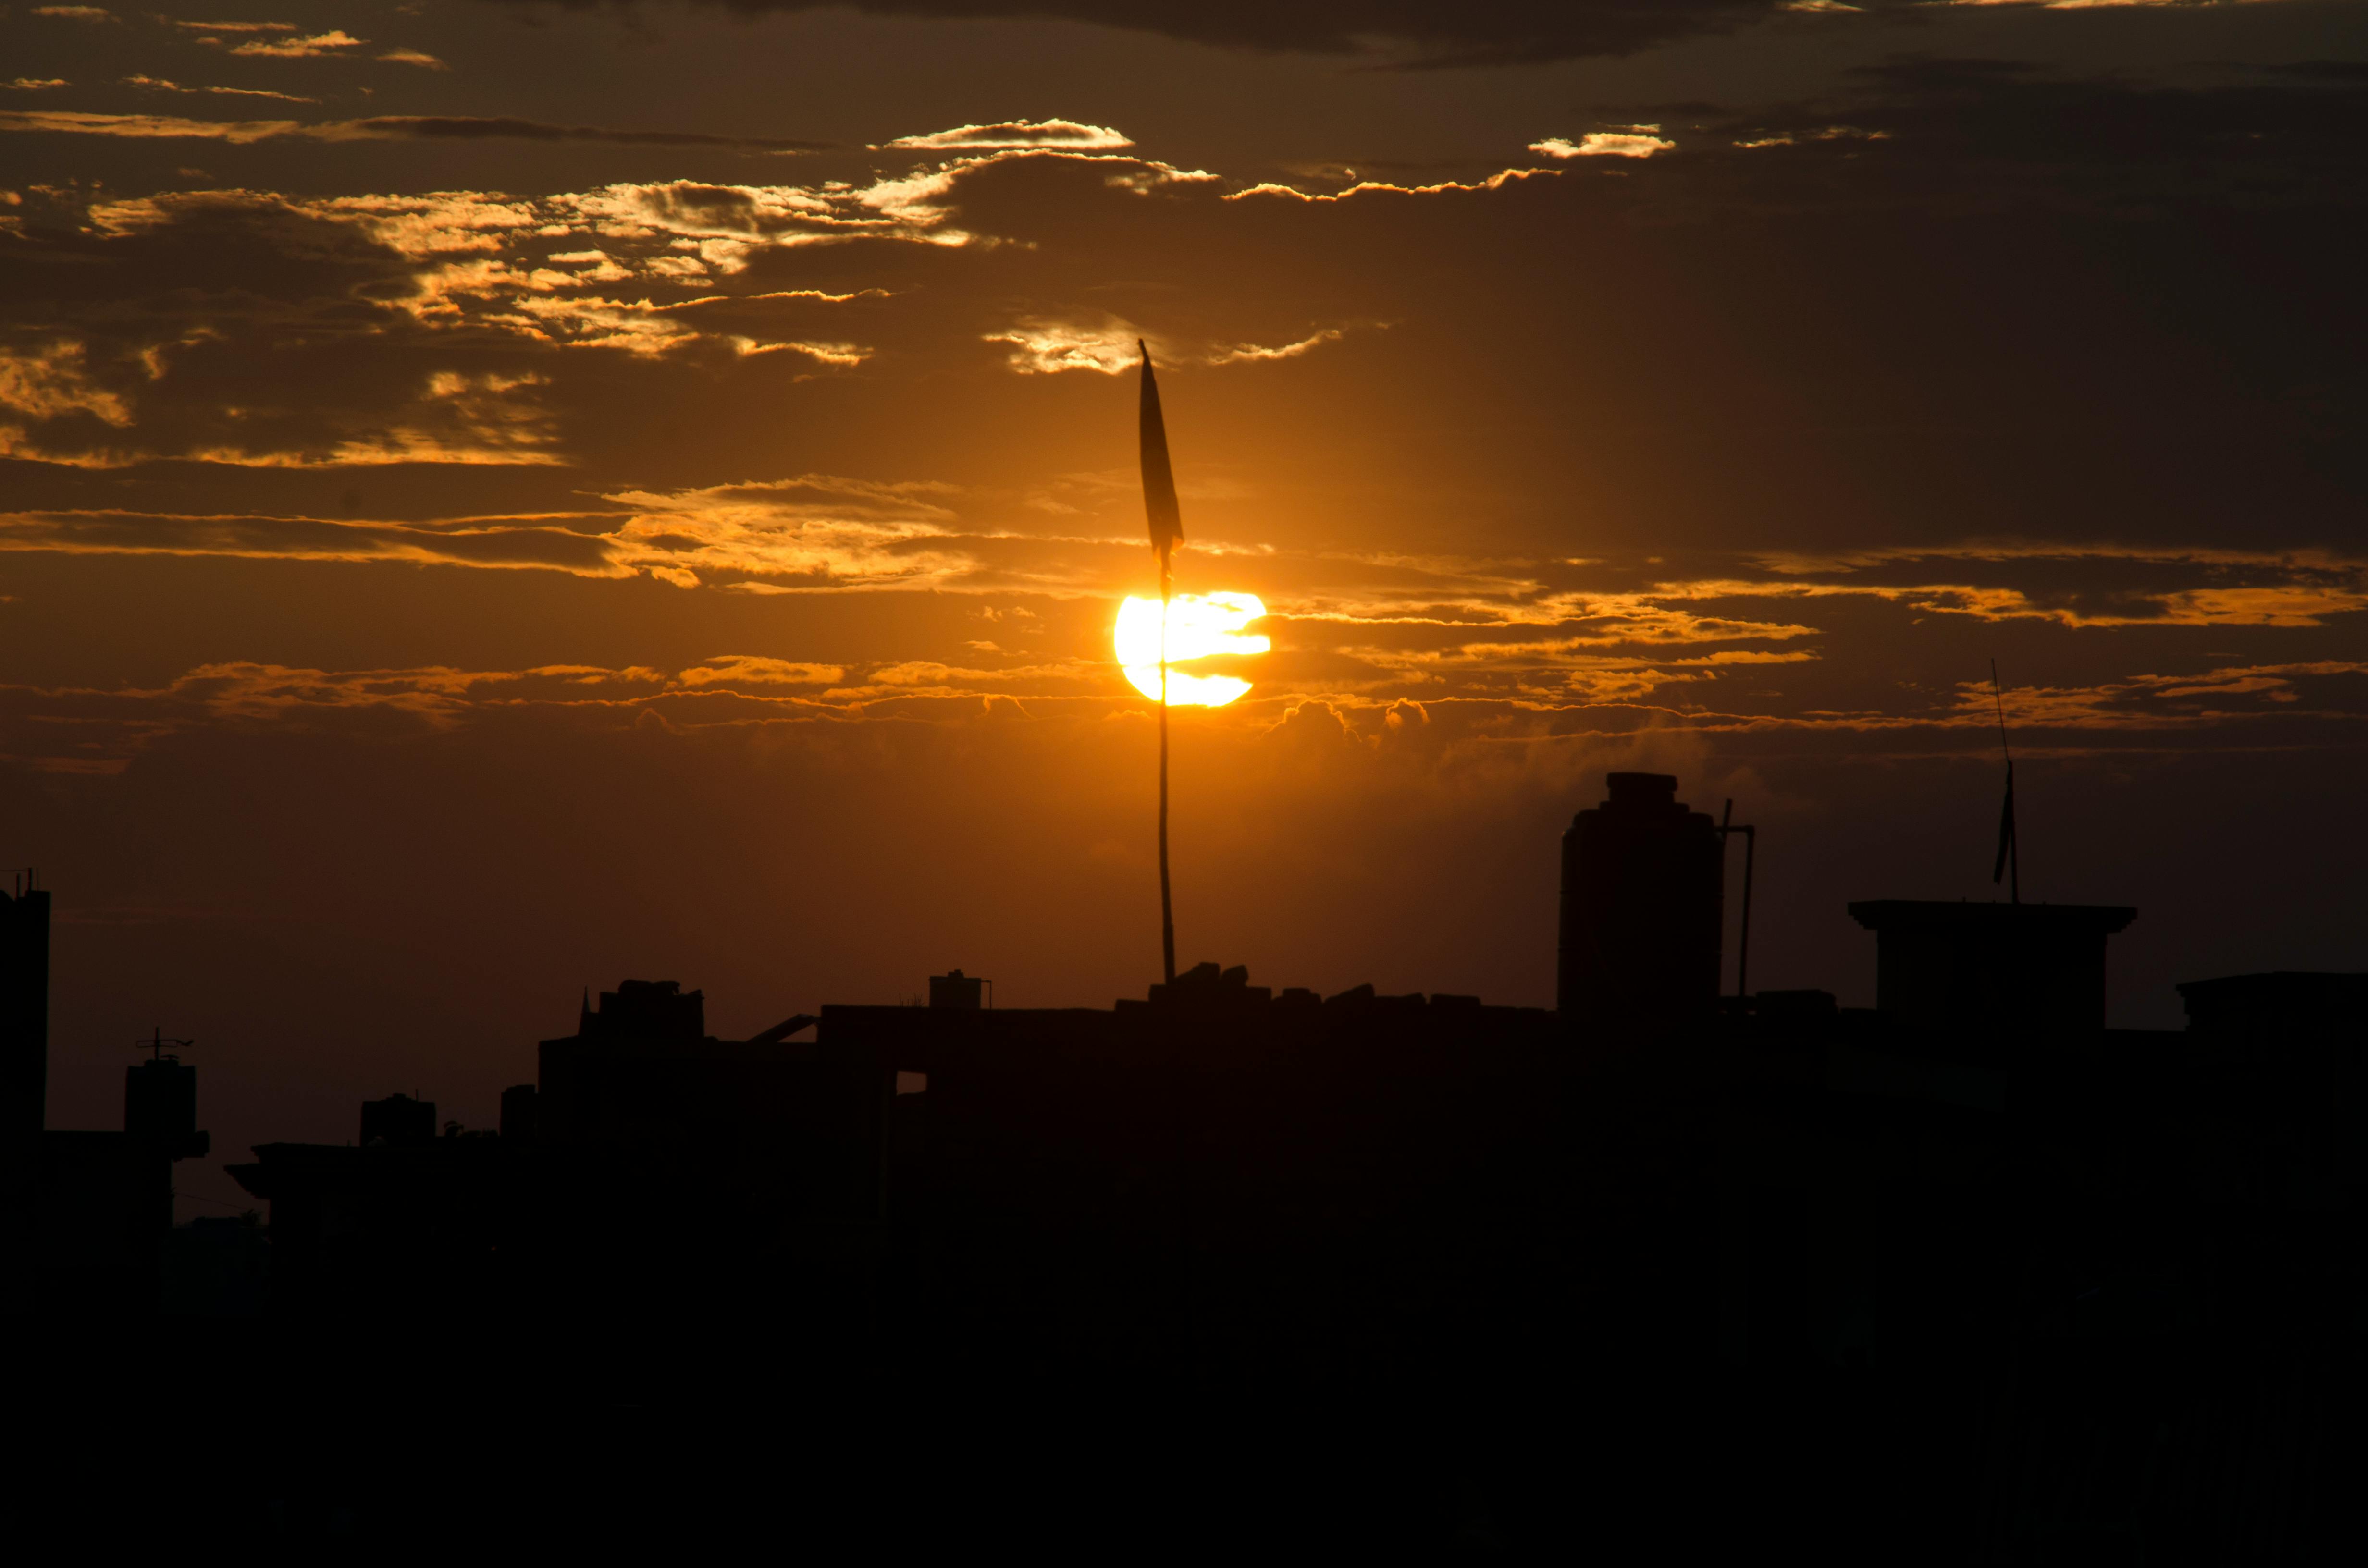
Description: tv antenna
xmin=136 ymin=1027 xmax=193 ymax=1064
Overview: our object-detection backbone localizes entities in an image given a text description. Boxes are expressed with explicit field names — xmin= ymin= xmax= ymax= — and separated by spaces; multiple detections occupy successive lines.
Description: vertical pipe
xmin=1718 ymin=803 xmax=1756 ymax=1001
xmin=1720 ymin=799 xmax=1736 ymax=997
xmin=1739 ymin=825 xmax=1754 ymax=1001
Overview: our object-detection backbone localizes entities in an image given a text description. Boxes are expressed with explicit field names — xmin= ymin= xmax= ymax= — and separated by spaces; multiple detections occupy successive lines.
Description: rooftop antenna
xmin=136 ymin=1026 xmax=192 ymax=1064
xmin=1990 ymin=659 xmax=2019 ymax=905
xmin=1138 ymin=341 xmax=1184 ymax=986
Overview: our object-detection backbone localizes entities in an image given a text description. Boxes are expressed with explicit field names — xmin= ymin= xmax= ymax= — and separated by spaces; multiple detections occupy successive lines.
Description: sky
xmin=4 ymin=0 xmax=2365 ymax=1214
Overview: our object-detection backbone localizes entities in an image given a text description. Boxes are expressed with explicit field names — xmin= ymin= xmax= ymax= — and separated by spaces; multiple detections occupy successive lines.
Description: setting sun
xmin=1114 ymin=592 xmax=1271 ymax=707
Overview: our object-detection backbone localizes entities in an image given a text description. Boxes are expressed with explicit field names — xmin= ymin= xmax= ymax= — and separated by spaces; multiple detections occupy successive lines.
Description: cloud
xmin=7 ymin=80 xmax=72 ymax=92
xmin=31 ymin=5 xmax=114 ymax=19
xmin=541 ymin=2 xmax=1789 ymax=68
xmin=0 ymin=110 xmax=829 ymax=151
xmin=0 ymin=344 xmax=567 ymax=469
xmin=1731 ymin=125 xmax=1889 ymax=149
xmin=24 ymin=177 xmax=913 ymax=380
xmin=592 ymin=478 xmax=975 ymax=589
xmin=0 ymin=509 xmax=631 ymax=572
xmin=0 ymin=110 xmax=301 ymax=143
xmin=123 ymin=75 xmax=320 ymax=104
xmin=0 ymin=341 xmax=134 ymax=427
xmin=377 ymin=50 xmax=449 ymax=70
xmin=678 ymin=657 xmax=848 ymax=686
xmin=1226 ymin=168 xmax=1553 ymax=203
xmin=0 ymin=427 xmax=147 ymax=468
xmin=188 ymin=369 xmax=565 ymax=468
xmin=0 ymin=475 xmax=1046 ymax=595
xmin=983 ymin=318 xmax=1145 ymax=375
xmin=1530 ymin=131 xmax=1677 ymax=159
xmin=1963 ymin=662 xmax=2368 ymax=732
xmin=325 ymin=117 xmax=826 ymax=151
xmin=881 ymin=120 xmax=1132 ymax=151
xmin=1703 ymin=545 xmax=2368 ymax=629
xmin=228 ymin=30 xmax=368 ymax=59
xmin=1203 ymin=328 xmax=1347 ymax=365
xmin=985 ymin=317 xmax=1354 ymax=374
xmin=171 ymin=20 xmax=297 ymax=33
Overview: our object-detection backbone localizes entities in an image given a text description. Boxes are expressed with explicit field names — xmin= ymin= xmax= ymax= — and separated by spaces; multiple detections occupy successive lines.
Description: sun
xmin=1113 ymin=592 xmax=1270 ymax=708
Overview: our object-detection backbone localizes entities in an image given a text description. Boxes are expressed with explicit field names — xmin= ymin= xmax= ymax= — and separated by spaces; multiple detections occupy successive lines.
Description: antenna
xmin=1990 ymin=660 xmax=2019 ymax=905
xmin=136 ymin=1027 xmax=193 ymax=1064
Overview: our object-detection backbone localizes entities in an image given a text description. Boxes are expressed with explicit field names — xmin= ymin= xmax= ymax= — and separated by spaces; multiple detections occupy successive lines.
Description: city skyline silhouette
xmin=13 ymin=765 xmax=2365 ymax=1555
xmin=5 ymin=0 xmax=2366 ymax=1554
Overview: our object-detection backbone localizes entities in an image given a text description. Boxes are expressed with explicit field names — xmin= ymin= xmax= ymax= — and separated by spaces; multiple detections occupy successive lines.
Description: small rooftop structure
xmin=579 ymin=979 xmax=706 ymax=1041
xmin=1850 ymin=899 xmax=2137 ymax=1040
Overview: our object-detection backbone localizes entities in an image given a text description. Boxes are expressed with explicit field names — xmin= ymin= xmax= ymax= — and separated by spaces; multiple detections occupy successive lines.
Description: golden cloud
xmin=0 ymin=340 xmax=134 ymax=427
xmin=228 ymin=30 xmax=367 ymax=59
xmin=1529 ymin=131 xmax=1676 ymax=159
xmin=122 ymin=74 xmax=318 ymax=104
xmin=1227 ymin=168 xmax=1554 ymax=203
xmin=881 ymin=120 xmax=1131 ymax=151
xmin=985 ymin=318 xmax=1354 ymax=375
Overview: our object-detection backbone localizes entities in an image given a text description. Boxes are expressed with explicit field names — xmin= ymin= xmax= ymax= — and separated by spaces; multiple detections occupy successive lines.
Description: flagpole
xmin=1991 ymin=659 xmax=2019 ymax=905
xmin=1158 ymin=542 xmax=1175 ymax=985
xmin=1139 ymin=341 xmax=1182 ymax=986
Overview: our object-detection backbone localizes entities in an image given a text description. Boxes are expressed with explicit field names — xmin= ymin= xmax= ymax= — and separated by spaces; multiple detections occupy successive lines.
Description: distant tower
xmin=125 ymin=1029 xmax=209 ymax=1161
xmin=1557 ymin=774 xmax=1724 ymax=1021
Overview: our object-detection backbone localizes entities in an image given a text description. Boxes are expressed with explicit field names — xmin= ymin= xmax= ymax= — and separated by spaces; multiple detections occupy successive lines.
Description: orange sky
xmin=4 ymin=0 xmax=2366 ymax=1216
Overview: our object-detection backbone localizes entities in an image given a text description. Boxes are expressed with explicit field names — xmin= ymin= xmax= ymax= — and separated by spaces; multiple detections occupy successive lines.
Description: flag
xmin=1992 ymin=760 xmax=2016 ymax=886
xmin=1138 ymin=341 xmax=1183 ymax=557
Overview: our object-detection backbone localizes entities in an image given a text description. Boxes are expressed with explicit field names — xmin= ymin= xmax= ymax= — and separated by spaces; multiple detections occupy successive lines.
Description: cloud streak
xmin=881 ymin=119 xmax=1131 ymax=150
xmin=0 ymin=110 xmax=830 ymax=151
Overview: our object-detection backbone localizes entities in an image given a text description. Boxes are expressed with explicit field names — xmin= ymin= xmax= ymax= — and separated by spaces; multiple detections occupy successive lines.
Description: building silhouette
xmin=12 ymin=777 xmax=2366 ymax=1557
xmin=10 ymin=880 xmax=213 ymax=1316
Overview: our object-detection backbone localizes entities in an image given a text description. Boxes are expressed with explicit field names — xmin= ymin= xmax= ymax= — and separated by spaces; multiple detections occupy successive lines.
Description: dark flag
xmin=1138 ymin=341 xmax=1183 ymax=558
xmin=1138 ymin=341 xmax=1180 ymax=985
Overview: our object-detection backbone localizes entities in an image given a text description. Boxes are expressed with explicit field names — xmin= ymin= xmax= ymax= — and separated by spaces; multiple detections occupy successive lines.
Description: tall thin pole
xmin=1139 ymin=341 xmax=1184 ymax=987
xmin=1158 ymin=545 xmax=1175 ymax=984
xmin=1991 ymin=659 xmax=2019 ymax=905
xmin=1718 ymin=800 xmax=1755 ymax=1000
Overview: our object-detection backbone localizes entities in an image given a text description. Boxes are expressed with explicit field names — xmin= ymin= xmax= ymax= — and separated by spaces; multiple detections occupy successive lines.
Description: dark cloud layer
xmin=0 ymin=109 xmax=827 ymax=149
xmin=533 ymin=0 xmax=1780 ymax=65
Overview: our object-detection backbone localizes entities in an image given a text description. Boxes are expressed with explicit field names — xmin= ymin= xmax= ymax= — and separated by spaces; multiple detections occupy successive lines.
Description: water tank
xmin=1557 ymin=773 xmax=1724 ymax=1021
xmin=930 ymin=970 xmax=984 ymax=1010
xmin=125 ymin=1057 xmax=208 ymax=1159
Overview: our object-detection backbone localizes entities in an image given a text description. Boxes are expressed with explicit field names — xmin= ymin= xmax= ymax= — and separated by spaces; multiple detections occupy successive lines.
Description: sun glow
xmin=1114 ymin=591 xmax=1270 ymax=707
